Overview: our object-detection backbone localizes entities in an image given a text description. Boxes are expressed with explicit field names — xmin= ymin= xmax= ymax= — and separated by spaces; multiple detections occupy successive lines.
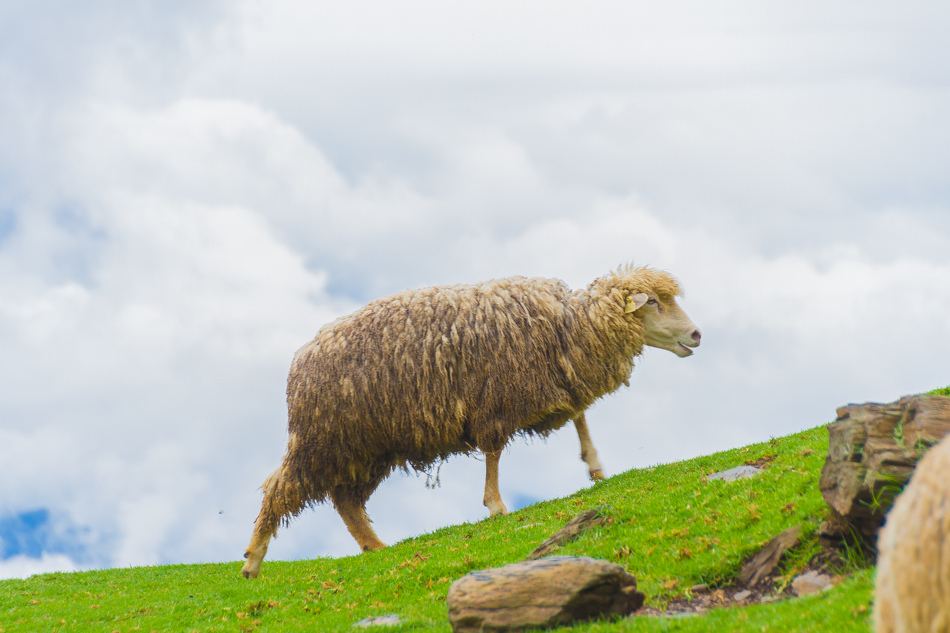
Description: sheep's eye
xmin=646 ymin=298 xmax=658 ymax=306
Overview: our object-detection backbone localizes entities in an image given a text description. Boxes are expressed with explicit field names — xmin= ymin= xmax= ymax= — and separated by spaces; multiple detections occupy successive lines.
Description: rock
xmin=819 ymin=395 xmax=950 ymax=542
xmin=526 ymin=507 xmax=611 ymax=560
xmin=446 ymin=556 xmax=645 ymax=633
xmin=354 ymin=614 xmax=401 ymax=628
xmin=733 ymin=590 xmax=752 ymax=602
xmin=737 ymin=526 xmax=802 ymax=588
xmin=817 ymin=512 xmax=852 ymax=550
xmin=791 ymin=570 xmax=833 ymax=596
xmin=707 ymin=465 xmax=762 ymax=482
xmin=689 ymin=583 xmax=709 ymax=594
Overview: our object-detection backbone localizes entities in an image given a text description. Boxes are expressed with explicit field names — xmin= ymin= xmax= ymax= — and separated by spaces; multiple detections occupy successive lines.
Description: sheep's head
xmin=625 ymin=291 xmax=701 ymax=358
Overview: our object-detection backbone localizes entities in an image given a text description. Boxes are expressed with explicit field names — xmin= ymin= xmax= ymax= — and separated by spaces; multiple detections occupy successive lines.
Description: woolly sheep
xmin=875 ymin=433 xmax=950 ymax=632
xmin=242 ymin=265 xmax=701 ymax=578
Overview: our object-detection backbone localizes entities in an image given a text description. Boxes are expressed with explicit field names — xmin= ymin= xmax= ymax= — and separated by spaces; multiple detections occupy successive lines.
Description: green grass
xmin=18 ymin=382 xmax=950 ymax=632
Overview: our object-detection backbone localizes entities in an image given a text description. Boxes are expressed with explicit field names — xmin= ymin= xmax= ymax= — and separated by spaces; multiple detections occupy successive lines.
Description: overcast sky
xmin=1 ymin=1 xmax=948 ymax=579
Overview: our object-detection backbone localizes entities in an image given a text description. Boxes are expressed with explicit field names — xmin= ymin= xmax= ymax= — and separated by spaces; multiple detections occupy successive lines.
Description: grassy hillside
xmin=5 ymin=387 xmax=947 ymax=632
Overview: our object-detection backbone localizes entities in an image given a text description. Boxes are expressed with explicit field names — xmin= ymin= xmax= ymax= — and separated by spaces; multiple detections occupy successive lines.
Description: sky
xmin=1 ymin=1 xmax=948 ymax=579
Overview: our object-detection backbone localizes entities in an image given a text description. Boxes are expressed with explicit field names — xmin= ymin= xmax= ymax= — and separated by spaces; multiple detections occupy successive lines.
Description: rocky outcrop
xmin=819 ymin=395 xmax=950 ymax=545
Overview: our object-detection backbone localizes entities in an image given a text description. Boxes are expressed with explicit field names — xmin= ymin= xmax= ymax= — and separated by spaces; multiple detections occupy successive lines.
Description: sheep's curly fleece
xmin=875 ymin=433 xmax=950 ymax=632
xmin=256 ymin=265 xmax=682 ymax=533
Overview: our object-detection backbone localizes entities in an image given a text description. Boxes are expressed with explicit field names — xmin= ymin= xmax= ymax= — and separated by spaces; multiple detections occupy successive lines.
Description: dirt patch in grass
xmin=745 ymin=454 xmax=779 ymax=469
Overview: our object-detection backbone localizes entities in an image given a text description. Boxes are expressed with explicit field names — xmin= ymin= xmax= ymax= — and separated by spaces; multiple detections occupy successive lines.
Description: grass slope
xmin=8 ymin=385 xmax=948 ymax=632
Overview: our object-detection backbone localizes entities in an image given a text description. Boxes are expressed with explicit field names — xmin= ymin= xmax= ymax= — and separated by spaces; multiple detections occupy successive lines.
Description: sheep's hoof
xmin=360 ymin=539 xmax=387 ymax=552
xmin=590 ymin=469 xmax=606 ymax=482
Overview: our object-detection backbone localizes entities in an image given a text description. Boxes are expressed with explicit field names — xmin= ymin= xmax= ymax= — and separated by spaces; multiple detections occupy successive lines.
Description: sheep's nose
xmin=691 ymin=329 xmax=702 ymax=344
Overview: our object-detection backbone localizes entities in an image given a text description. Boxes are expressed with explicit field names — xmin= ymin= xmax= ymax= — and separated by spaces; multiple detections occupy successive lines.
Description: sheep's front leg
xmin=574 ymin=413 xmax=605 ymax=481
xmin=482 ymin=450 xmax=509 ymax=516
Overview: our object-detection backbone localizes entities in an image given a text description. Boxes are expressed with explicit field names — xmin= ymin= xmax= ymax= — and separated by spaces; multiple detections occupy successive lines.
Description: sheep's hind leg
xmin=574 ymin=413 xmax=605 ymax=481
xmin=331 ymin=488 xmax=386 ymax=552
xmin=242 ymin=517 xmax=273 ymax=580
xmin=242 ymin=464 xmax=304 ymax=579
xmin=482 ymin=449 xmax=509 ymax=516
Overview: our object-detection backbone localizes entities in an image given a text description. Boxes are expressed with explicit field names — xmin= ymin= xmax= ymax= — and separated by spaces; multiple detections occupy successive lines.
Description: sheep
xmin=241 ymin=265 xmax=701 ymax=579
xmin=875 ymin=433 xmax=950 ymax=632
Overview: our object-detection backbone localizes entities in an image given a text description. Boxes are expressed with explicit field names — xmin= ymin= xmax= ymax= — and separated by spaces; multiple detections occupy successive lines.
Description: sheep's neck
xmin=562 ymin=291 xmax=643 ymax=404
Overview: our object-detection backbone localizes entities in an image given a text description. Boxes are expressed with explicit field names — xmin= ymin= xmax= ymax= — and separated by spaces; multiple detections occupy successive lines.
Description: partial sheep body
xmin=242 ymin=266 xmax=700 ymax=578
xmin=875 ymin=434 xmax=950 ymax=632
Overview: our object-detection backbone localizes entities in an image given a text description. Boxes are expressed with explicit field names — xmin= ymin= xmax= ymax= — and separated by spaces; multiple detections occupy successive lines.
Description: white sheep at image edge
xmin=875 ymin=433 xmax=950 ymax=632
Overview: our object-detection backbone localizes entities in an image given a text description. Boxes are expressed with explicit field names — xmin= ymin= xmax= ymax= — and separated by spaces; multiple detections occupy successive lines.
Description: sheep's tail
xmin=254 ymin=461 xmax=307 ymax=536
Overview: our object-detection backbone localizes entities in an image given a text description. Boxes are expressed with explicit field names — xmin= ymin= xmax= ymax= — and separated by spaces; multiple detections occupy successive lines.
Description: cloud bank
xmin=0 ymin=0 xmax=948 ymax=578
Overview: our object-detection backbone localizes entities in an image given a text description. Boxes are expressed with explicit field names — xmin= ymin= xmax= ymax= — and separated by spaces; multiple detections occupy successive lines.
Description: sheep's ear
xmin=624 ymin=293 xmax=649 ymax=313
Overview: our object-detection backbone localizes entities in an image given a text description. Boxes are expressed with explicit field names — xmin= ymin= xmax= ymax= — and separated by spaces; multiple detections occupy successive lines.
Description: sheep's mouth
xmin=677 ymin=342 xmax=695 ymax=356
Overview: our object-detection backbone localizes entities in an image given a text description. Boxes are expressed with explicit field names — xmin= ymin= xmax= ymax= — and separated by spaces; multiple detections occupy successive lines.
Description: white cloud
xmin=0 ymin=105 xmax=358 ymax=567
